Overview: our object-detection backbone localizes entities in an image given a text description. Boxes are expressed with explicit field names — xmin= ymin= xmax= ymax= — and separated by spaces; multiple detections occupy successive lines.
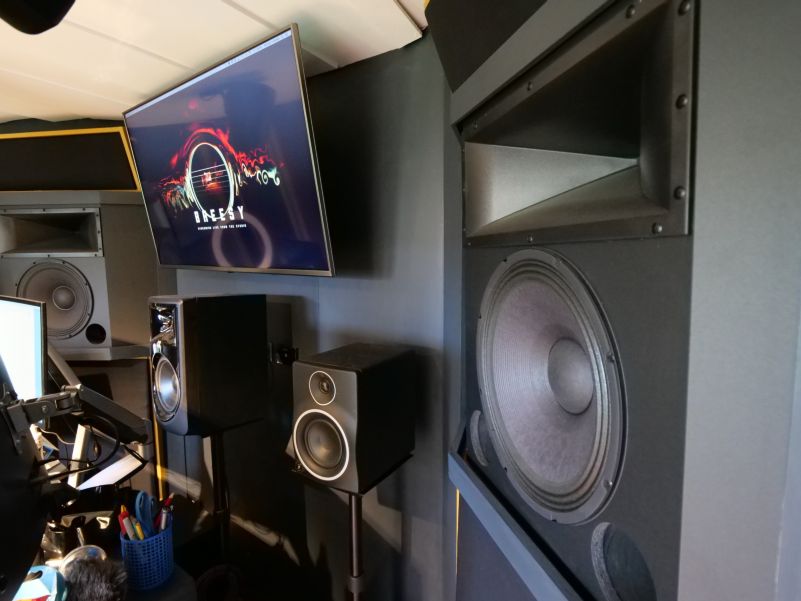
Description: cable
xmin=36 ymin=426 xmax=72 ymax=447
xmin=31 ymin=415 xmax=121 ymax=484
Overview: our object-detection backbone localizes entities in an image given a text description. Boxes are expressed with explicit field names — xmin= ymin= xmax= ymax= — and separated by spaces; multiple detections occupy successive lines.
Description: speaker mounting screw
xmin=652 ymin=223 xmax=663 ymax=234
xmin=472 ymin=121 xmax=478 ymax=130
xmin=678 ymin=0 xmax=691 ymax=15
xmin=526 ymin=81 xmax=533 ymax=92
xmin=607 ymin=352 xmax=616 ymax=363
xmin=675 ymin=94 xmax=689 ymax=109
xmin=527 ymin=235 xmax=534 ymax=244
xmin=674 ymin=186 xmax=687 ymax=200
xmin=626 ymin=4 xmax=636 ymax=18
xmin=604 ymin=480 xmax=613 ymax=490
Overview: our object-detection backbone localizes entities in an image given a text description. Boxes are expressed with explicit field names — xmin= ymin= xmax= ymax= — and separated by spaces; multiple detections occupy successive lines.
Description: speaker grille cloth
xmin=477 ymin=249 xmax=623 ymax=523
xmin=16 ymin=260 xmax=93 ymax=340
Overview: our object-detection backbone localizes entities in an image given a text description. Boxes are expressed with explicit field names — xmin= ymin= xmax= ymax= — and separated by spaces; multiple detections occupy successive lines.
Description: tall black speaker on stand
xmin=148 ymin=294 xmax=294 ymax=589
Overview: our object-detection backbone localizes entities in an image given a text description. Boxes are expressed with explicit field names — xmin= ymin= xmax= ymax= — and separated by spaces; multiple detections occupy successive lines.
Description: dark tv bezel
xmin=123 ymin=23 xmax=334 ymax=277
xmin=0 ymin=294 xmax=47 ymax=401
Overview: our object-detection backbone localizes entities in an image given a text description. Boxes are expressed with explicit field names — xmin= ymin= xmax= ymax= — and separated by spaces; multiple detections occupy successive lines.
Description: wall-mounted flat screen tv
xmin=124 ymin=25 xmax=333 ymax=276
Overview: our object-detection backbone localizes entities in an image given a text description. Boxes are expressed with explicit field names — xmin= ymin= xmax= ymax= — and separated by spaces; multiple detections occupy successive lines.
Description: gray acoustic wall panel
xmin=680 ymin=0 xmax=801 ymax=599
xmin=172 ymin=36 xmax=453 ymax=601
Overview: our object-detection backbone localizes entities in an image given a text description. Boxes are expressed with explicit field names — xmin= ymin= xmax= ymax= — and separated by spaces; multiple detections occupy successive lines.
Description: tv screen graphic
xmin=124 ymin=26 xmax=333 ymax=275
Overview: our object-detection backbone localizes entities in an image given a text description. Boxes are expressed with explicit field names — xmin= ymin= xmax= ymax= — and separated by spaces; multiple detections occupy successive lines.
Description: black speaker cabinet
xmin=291 ymin=343 xmax=416 ymax=494
xmin=0 ymin=192 xmax=160 ymax=360
xmin=149 ymin=294 xmax=291 ymax=436
xmin=458 ymin=1 xmax=695 ymax=600
xmin=425 ymin=0 xmax=548 ymax=90
xmin=0 ymin=125 xmax=139 ymax=191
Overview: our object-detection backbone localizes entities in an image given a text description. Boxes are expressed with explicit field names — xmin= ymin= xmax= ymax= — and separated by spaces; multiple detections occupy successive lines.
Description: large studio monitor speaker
xmin=456 ymin=1 xmax=696 ymax=600
xmin=0 ymin=192 xmax=160 ymax=360
xmin=149 ymin=295 xmax=291 ymax=436
xmin=292 ymin=344 xmax=416 ymax=494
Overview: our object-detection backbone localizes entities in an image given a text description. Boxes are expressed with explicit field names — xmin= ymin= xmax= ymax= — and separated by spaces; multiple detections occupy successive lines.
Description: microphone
xmin=62 ymin=559 xmax=127 ymax=601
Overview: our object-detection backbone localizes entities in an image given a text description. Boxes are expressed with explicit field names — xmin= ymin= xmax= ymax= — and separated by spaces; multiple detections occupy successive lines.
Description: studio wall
xmin=173 ymin=35 xmax=453 ymax=601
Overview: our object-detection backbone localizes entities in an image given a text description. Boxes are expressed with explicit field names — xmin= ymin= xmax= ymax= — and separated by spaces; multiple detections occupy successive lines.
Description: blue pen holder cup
xmin=120 ymin=524 xmax=174 ymax=591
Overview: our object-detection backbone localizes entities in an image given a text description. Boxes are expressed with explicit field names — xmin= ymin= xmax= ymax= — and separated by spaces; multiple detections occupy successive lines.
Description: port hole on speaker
xmin=85 ymin=323 xmax=107 ymax=344
xmin=462 ymin=3 xmax=690 ymax=242
xmin=591 ymin=523 xmax=656 ymax=601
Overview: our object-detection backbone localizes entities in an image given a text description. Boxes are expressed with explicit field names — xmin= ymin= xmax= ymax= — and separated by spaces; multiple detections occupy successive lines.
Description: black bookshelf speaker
xmin=291 ymin=343 xmax=416 ymax=494
xmin=148 ymin=294 xmax=291 ymax=436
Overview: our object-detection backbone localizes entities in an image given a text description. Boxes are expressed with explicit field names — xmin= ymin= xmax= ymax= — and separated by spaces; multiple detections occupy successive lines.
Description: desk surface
xmin=128 ymin=566 xmax=196 ymax=601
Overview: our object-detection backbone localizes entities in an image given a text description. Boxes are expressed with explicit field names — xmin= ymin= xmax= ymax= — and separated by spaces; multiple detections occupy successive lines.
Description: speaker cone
xmin=153 ymin=355 xmax=181 ymax=422
xmin=16 ymin=260 xmax=93 ymax=340
xmin=477 ymin=249 xmax=623 ymax=524
xmin=293 ymin=409 xmax=349 ymax=481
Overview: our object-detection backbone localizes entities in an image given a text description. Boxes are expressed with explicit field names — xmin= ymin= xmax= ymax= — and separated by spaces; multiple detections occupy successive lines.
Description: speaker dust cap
xmin=477 ymin=249 xmax=624 ymax=524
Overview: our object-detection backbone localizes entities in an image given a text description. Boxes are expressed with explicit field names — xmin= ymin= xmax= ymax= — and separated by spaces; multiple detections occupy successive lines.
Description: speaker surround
xmin=292 ymin=344 xmax=416 ymax=494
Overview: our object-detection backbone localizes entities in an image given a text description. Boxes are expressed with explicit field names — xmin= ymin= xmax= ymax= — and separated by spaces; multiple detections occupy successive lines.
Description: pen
xmin=159 ymin=506 xmax=170 ymax=532
xmin=154 ymin=493 xmax=175 ymax=530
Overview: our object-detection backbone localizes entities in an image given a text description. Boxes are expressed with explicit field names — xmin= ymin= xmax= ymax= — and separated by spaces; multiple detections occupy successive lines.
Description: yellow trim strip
xmin=153 ymin=419 xmax=167 ymax=499
xmin=0 ymin=126 xmax=124 ymax=140
xmin=0 ymin=126 xmax=141 ymax=192
xmin=455 ymin=488 xmax=461 ymax=575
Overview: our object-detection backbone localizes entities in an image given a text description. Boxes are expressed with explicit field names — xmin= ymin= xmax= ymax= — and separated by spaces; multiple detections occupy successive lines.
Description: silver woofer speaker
xmin=153 ymin=355 xmax=181 ymax=423
xmin=16 ymin=260 xmax=93 ymax=340
xmin=477 ymin=249 xmax=624 ymax=524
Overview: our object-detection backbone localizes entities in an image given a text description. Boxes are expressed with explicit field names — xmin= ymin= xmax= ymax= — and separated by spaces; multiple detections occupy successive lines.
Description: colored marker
xmin=131 ymin=516 xmax=146 ymax=541
xmin=119 ymin=505 xmax=137 ymax=541
xmin=117 ymin=514 xmax=129 ymax=540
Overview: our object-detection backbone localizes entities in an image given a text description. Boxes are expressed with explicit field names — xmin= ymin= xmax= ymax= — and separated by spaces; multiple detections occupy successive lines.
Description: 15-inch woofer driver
xmin=477 ymin=249 xmax=624 ymax=524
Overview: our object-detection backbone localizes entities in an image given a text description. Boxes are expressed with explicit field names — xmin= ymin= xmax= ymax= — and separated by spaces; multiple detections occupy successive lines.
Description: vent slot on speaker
xmin=0 ymin=208 xmax=101 ymax=256
xmin=462 ymin=1 xmax=692 ymax=243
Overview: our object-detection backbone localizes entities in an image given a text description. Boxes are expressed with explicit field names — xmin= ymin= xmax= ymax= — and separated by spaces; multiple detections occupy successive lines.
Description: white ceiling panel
xmin=227 ymin=0 xmax=420 ymax=67
xmin=0 ymin=0 xmax=423 ymax=125
xmin=65 ymin=0 xmax=267 ymax=72
xmin=397 ymin=0 xmax=427 ymax=29
xmin=0 ymin=68 xmax=126 ymax=121
xmin=0 ymin=20 xmax=184 ymax=102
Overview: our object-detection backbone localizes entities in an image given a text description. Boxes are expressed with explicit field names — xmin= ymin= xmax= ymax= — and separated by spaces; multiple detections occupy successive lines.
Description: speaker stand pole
xmin=346 ymin=493 xmax=364 ymax=601
xmin=210 ymin=431 xmax=230 ymax=561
